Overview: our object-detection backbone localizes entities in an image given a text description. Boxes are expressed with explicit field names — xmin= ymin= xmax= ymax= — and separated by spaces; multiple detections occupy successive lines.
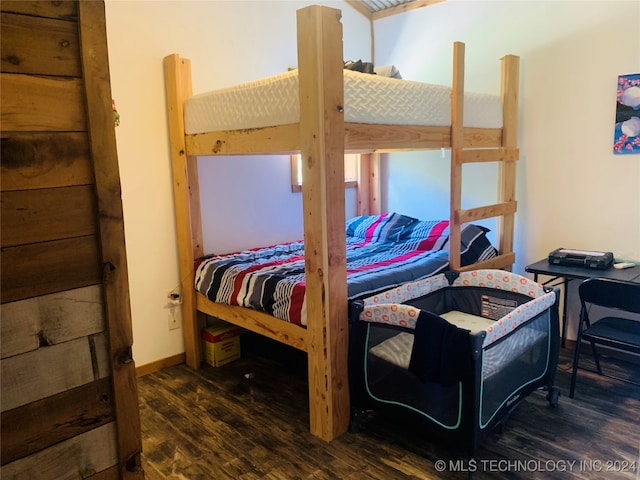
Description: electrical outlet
xmin=168 ymin=306 xmax=180 ymax=330
xmin=167 ymin=290 xmax=182 ymax=331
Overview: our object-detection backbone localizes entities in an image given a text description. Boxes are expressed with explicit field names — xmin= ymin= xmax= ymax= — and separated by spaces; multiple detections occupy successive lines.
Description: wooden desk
xmin=525 ymin=259 xmax=640 ymax=347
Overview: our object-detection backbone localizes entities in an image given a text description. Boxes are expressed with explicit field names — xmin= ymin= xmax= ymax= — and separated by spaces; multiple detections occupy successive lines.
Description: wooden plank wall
xmin=1 ymin=1 xmax=142 ymax=478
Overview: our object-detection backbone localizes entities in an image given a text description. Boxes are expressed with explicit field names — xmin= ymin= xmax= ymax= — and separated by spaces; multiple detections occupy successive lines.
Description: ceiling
xmin=346 ymin=0 xmax=446 ymax=20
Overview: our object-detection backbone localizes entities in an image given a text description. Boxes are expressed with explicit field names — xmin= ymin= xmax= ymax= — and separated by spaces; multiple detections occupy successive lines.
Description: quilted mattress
xmin=184 ymin=69 xmax=503 ymax=134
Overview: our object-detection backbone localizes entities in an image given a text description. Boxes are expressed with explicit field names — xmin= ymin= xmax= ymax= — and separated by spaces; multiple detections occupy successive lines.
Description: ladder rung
xmin=458 ymin=252 xmax=516 ymax=272
xmin=455 ymin=201 xmax=517 ymax=223
xmin=455 ymin=147 xmax=519 ymax=163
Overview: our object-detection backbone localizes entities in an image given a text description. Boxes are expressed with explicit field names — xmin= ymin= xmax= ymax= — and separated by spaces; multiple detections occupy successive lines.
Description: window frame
xmin=290 ymin=153 xmax=359 ymax=193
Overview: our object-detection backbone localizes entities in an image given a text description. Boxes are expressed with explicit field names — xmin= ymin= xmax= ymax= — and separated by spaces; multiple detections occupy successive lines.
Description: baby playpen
xmin=348 ymin=269 xmax=560 ymax=455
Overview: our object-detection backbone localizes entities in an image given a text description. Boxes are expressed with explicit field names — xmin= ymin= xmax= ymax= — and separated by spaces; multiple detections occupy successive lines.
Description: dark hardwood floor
xmin=137 ymin=334 xmax=640 ymax=479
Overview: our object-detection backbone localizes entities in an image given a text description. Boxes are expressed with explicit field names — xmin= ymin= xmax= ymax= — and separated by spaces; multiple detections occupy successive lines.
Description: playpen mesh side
xmin=479 ymin=309 xmax=552 ymax=427
xmin=363 ymin=324 xmax=463 ymax=429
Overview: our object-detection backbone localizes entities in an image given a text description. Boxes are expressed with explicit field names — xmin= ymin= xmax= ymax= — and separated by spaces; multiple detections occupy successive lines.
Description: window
xmin=290 ymin=153 xmax=359 ymax=192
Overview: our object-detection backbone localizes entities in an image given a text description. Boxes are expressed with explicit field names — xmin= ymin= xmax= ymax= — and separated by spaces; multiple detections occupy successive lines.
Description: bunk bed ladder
xmin=450 ymin=42 xmax=519 ymax=272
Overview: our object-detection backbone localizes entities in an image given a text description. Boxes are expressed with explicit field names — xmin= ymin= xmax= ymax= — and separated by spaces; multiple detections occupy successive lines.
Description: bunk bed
xmin=163 ymin=5 xmax=519 ymax=442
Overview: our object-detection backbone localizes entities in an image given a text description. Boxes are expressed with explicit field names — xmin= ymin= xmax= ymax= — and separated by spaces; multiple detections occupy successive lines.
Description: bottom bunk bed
xmin=348 ymin=269 xmax=560 ymax=456
xmin=192 ymin=212 xmax=501 ymax=442
xmin=195 ymin=213 xmax=498 ymax=326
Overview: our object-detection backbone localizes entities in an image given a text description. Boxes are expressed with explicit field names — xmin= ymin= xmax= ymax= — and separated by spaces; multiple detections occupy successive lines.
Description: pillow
xmin=459 ymin=223 xmax=497 ymax=266
xmin=397 ymin=220 xmax=497 ymax=264
xmin=346 ymin=213 xmax=417 ymax=242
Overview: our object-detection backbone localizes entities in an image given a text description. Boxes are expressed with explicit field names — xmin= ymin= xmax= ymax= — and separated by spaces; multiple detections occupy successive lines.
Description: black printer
xmin=548 ymin=248 xmax=614 ymax=270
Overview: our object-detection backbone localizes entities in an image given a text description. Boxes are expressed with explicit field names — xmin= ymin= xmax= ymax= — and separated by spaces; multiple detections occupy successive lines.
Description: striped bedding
xmin=194 ymin=213 xmax=497 ymax=326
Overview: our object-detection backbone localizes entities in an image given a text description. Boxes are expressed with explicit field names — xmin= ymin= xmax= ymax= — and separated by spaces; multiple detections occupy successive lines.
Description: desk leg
xmin=535 ymin=274 xmax=568 ymax=348
xmin=561 ymin=279 xmax=568 ymax=348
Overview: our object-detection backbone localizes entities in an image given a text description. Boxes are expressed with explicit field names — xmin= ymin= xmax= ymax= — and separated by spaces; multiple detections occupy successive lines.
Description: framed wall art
xmin=613 ymin=73 xmax=640 ymax=154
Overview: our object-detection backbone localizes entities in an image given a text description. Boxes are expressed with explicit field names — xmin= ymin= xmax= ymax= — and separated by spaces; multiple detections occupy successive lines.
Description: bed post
xmin=297 ymin=5 xmax=350 ymax=441
xmin=163 ymin=54 xmax=204 ymax=369
xmin=449 ymin=42 xmax=465 ymax=271
xmin=357 ymin=153 xmax=382 ymax=215
xmin=498 ymin=54 xmax=519 ymax=269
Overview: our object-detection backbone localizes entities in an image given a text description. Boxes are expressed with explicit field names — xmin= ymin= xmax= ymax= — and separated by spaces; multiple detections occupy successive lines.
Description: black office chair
xmin=569 ymin=277 xmax=640 ymax=398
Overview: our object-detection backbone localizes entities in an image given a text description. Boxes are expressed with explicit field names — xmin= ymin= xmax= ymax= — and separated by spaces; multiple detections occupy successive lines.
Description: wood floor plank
xmin=137 ymin=336 xmax=640 ymax=480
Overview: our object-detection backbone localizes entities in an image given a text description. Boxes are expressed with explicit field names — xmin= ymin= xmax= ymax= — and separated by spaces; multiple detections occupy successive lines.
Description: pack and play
xmin=348 ymin=269 xmax=560 ymax=455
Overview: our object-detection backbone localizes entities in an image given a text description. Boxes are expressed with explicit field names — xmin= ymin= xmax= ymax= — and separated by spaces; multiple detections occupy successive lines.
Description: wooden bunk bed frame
xmin=163 ymin=5 xmax=519 ymax=442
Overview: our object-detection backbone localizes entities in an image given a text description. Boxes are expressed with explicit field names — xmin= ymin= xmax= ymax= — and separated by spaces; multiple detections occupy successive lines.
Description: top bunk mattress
xmin=184 ymin=69 xmax=503 ymax=134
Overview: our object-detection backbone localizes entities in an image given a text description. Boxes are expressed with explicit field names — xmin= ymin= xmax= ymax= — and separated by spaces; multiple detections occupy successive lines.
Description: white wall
xmin=105 ymin=0 xmax=370 ymax=366
xmin=376 ymin=0 xmax=640 ymax=270
xmin=375 ymin=0 xmax=640 ymax=339
xmin=106 ymin=0 xmax=639 ymax=367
